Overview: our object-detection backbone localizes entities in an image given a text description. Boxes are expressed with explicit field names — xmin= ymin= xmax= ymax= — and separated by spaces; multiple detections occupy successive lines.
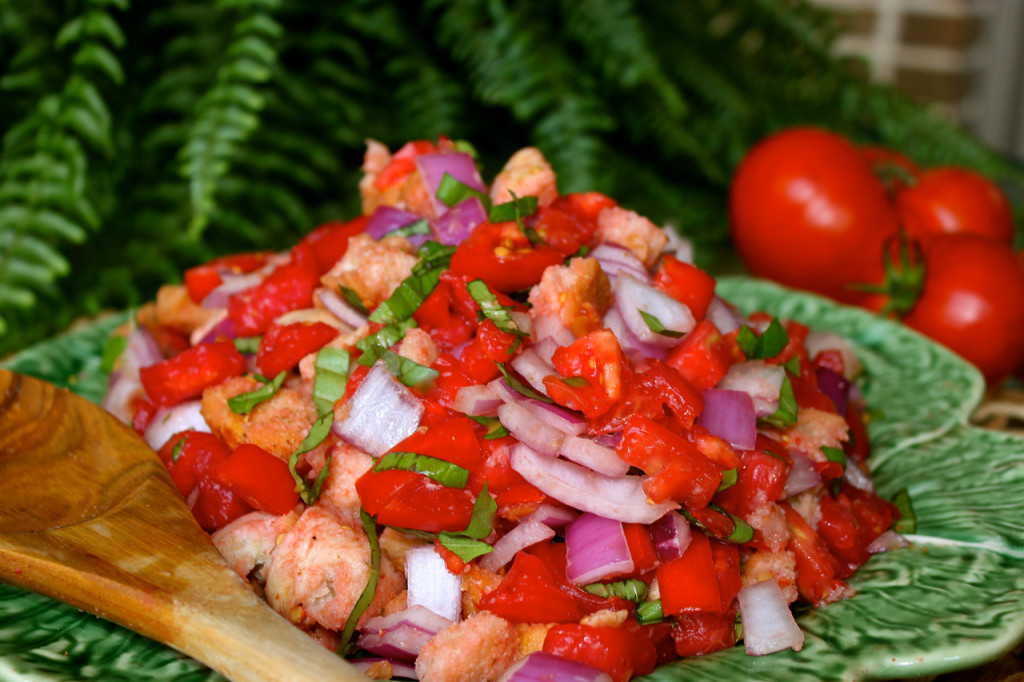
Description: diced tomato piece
xmin=450 ymin=220 xmax=565 ymax=293
xmin=228 ymin=263 xmax=319 ymax=337
xmin=355 ymin=469 xmax=476 ymax=533
xmin=530 ymin=202 xmax=598 ymax=256
xmin=192 ymin=477 xmax=253 ymax=532
xmin=781 ymin=501 xmax=849 ymax=605
xmin=156 ymin=430 xmax=232 ymax=498
xmin=789 ymin=372 xmax=837 ymax=413
xmin=543 ymin=624 xmax=657 ymax=682
xmin=545 ymin=329 xmax=627 ymax=419
xmin=654 ymin=255 xmax=716 ymax=320
xmin=140 ymin=340 xmax=247 ymax=407
xmin=617 ymin=415 xmax=722 ymax=508
xmin=844 ymin=401 xmax=871 ymax=464
xmin=688 ymin=426 xmax=742 ymax=471
xmin=458 ymin=320 xmax=520 ymax=383
xmin=817 ymin=483 xmax=896 ymax=577
xmin=131 ymin=397 xmax=159 ymax=436
xmin=812 ymin=348 xmax=846 ymax=377
xmin=299 ymin=215 xmax=369 ymax=275
xmin=715 ymin=437 xmax=791 ymax=518
xmin=670 ymin=603 xmax=738 ymax=657
xmin=710 ymin=540 xmax=742 ymax=608
xmin=666 ymin=319 xmax=740 ymax=391
xmin=591 ymin=360 xmax=703 ymax=435
xmin=657 ymin=533 xmax=722 ymax=614
xmin=623 ymin=523 xmax=659 ymax=575
xmin=413 ymin=280 xmax=477 ymax=350
xmin=214 ymin=443 xmax=301 ymax=515
xmin=390 ymin=415 xmax=482 ymax=470
xmin=256 ymin=321 xmax=338 ymax=378
xmin=184 ymin=251 xmax=272 ymax=303
xmin=373 ymin=140 xmax=438 ymax=190
xmin=478 ymin=552 xmax=586 ymax=623
xmin=433 ymin=537 xmax=466 ymax=575
xmin=423 ymin=352 xmax=476 ymax=408
xmin=556 ymin=191 xmax=617 ymax=222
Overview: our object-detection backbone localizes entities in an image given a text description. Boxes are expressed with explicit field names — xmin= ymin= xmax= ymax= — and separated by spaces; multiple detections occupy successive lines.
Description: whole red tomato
xmin=729 ymin=127 xmax=900 ymax=305
xmin=895 ymin=167 xmax=1015 ymax=244
xmin=899 ymin=234 xmax=1024 ymax=385
xmin=858 ymin=144 xmax=920 ymax=191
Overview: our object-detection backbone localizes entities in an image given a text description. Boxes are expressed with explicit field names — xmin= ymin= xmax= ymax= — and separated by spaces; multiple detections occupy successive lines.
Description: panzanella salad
xmin=104 ymin=138 xmax=912 ymax=682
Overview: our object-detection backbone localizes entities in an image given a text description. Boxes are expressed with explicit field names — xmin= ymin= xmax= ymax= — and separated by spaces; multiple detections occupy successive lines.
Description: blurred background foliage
xmin=1 ymin=0 xmax=1021 ymax=357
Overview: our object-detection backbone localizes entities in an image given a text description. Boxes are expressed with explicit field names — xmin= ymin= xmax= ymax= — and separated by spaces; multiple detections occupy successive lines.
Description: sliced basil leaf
xmin=717 ymin=467 xmax=738 ymax=492
xmin=821 ymin=445 xmax=847 ymax=471
xmin=228 ymin=371 xmax=286 ymax=415
xmin=560 ymin=376 xmax=589 ymax=388
xmin=724 ymin=512 xmax=754 ymax=544
xmin=488 ymin=194 xmax=538 ymax=224
xmin=736 ymin=318 xmax=789 ymax=360
xmin=891 ymin=488 xmax=917 ymax=534
xmin=386 ymin=218 xmax=431 ymax=239
xmin=467 ymin=279 xmax=528 ymax=339
xmin=313 ymin=347 xmax=350 ymax=417
xmin=311 ymin=450 xmax=333 ymax=501
xmin=170 ymin=436 xmax=187 ymax=463
xmin=639 ymin=310 xmax=685 ymax=338
xmin=380 ymin=349 xmax=439 ymax=388
xmin=436 ymin=172 xmax=487 ymax=207
xmin=369 ymin=242 xmax=455 ymax=325
xmin=338 ymin=509 xmax=380 ymax=657
xmin=497 ymin=363 xmax=553 ymax=403
xmin=635 ymin=599 xmax=666 ymax=625
xmin=373 ymin=451 xmax=470 ymax=488
xmin=462 ymin=482 xmax=497 ymax=540
xmin=101 ymin=333 xmax=127 ymax=372
xmin=437 ymin=533 xmax=493 ymax=562
xmin=583 ymin=579 xmax=648 ymax=602
xmin=782 ymin=356 xmax=802 ymax=376
xmin=288 ymin=411 xmax=335 ymax=504
xmin=233 ymin=336 xmax=261 ymax=354
xmin=340 ymin=286 xmax=369 ymax=315
xmin=357 ymin=318 xmax=417 ymax=367
xmin=759 ymin=376 xmax=798 ymax=429
xmin=470 ymin=416 xmax=511 ymax=440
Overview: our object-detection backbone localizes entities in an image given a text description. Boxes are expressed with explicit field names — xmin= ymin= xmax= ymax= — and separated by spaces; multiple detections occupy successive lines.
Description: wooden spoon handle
xmin=0 ymin=369 xmax=365 ymax=681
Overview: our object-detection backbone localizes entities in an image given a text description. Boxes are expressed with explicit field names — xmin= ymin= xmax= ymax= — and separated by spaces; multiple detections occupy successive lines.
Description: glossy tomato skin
xmin=729 ymin=127 xmax=899 ymax=305
xmin=901 ymin=234 xmax=1024 ymax=385
xmin=895 ymin=167 xmax=1015 ymax=245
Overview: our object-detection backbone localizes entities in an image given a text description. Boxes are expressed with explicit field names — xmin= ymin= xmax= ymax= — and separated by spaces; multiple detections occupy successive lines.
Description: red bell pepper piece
xmin=140 ymin=340 xmax=247 ymax=407
xmin=228 ymin=262 xmax=319 ymax=337
xmin=214 ymin=443 xmax=301 ymax=515
xmin=256 ymin=321 xmax=338 ymax=378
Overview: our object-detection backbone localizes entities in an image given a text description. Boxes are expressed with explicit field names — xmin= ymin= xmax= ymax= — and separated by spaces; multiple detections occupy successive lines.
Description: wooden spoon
xmin=0 ymin=368 xmax=365 ymax=682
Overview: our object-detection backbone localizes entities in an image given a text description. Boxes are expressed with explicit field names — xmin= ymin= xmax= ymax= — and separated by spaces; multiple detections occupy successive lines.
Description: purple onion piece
xmin=815 ymin=366 xmax=851 ymax=416
xmin=564 ymin=512 xmax=634 ymax=584
xmin=415 ymin=152 xmax=485 ymax=215
xmin=698 ymin=388 xmax=757 ymax=451
xmin=648 ymin=511 xmax=692 ymax=562
xmin=365 ymin=205 xmax=423 ymax=240
xmin=431 ymin=196 xmax=487 ymax=245
xmin=498 ymin=651 xmax=612 ymax=682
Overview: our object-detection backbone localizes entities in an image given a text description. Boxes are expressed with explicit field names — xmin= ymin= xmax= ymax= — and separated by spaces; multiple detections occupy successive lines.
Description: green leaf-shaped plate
xmin=3 ymin=277 xmax=1023 ymax=681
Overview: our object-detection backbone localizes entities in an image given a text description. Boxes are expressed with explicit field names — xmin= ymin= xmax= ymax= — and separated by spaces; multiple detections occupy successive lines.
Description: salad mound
xmin=104 ymin=137 xmax=910 ymax=682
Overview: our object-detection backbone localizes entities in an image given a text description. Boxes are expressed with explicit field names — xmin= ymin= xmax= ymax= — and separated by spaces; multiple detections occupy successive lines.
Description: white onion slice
xmin=783 ymin=449 xmax=821 ymax=499
xmin=738 ymin=579 xmax=805 ymax=655
xmin=866 ymin=529 xmax=910 ymax=554
xmin=316 ymin=287 xmax=368 ymax=329
xmin=705 ymin=296 xmax=743 ymax=335
xmin=497 ymin=402 xmax=564 ymax=456
xmin=358 ymin=605 xmax=453 ymax=662
xmin=531 ymin=313 xmax=575 ymax=348
xmin=565 ymin=512 xmax=634 ymax=584
xmin=613 ymin=273 xmax=695 ymax=347
xmin=478 ymin=520 xmax=555 ymax=572
xmin=558 ymin=435 xmax=630 ymax=477
xmin=143 ymin=401 xmax=210 ymax=451
xmin=332 ymin=361 xmax=423 ymax=457
xmin=509 ymin=348 xmax=555 ymax=396
xmin=452 ymin=384 xmax=502 ymax=416
xmin=510 ymin=443 xmax=677 ymax=524
xmin=590 ymin=244 xmax=650 ymax=283
xmin=717 ymin=360 xmax=785 ymax=418
xmin=498 ymin=651 xmax=612 ymax=682
xmin=405 ymin=545 xmax=462 ymax=623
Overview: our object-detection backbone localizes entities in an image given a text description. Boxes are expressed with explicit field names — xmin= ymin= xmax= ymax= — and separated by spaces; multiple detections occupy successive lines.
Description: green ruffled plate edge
xmin=2 ymin=276 xmax=1023 ymax=682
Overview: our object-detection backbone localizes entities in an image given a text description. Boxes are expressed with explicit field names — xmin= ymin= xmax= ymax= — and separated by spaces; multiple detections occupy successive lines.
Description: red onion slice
xmin=603 ymin=306 xmax=667 ymax=363
xmin=478 ymin=519 xmax=555 ymax=572
xmin=565 ymin=512 xmax=634 ymax=584
xmin=510 ymin=443 xmax=677 ymax=524
xmin=490 ymin=377 xmax=586 ymax=436
xmin=509 ymin=348 xmax=556 ymax=396
xmin=498 ymin=651 xmax=612 ymax=682
xmin=405 ymin=545 xmax=462 ymax=623
xmin=201 ymin=270 xmax=264 ymax=309
xmin=705 ymin=296 xmax=743 ymax=334
xmin=452 ymin=384 xmax=502 ymax=416
xmin=717 ymin=360 xmax=785 ymax=418
xmin=815 ymin=366 xmax=850 ymax=416
xmin=558 ymin=435 xmax=630 ymax=477
xmin=738 ymin=579 xmax=805 ymax=655
xmin=843 ymin=458 xmax=875 ymax=493
xmin=866 ymin=529 xmax=910 ymax=554
xmin=698 ymin=389 xmax=757 ymax=451
xmin=358 ymin=604 xmax=454 ymax=662
xmin=103 ymin=325 xmax=164 ymax=423
xmin=332 ymin=361 xmax=424 ymax=456
xmin=316 ymin=287 xmax=368 ymax=328
xmin=590 ymin=244 xmax=650 ymax=283
xmin=522 ymin=504 xmax=578 ymax=528
xmin=649 ymin=510 xmax=692 ymax=562
xmin=143 ymin=401 xmax=210 ymax=451
xmin=432 ymin=196 xmax=487 ymax=245
xmin=783 ymin=449 xmax=821 ymax=498
xmin=496 ymin=402 xmax=564 ymax=456
xmin=613 ymin=273 xmax=695 ymax=347
xmin=531 ymin=314 xmax=575 ymax=349
xmin=415 ymin=152 xmax=485 ymax=216
xmin=191 ymin=308 xmax=234 ymax=346
xmin=365 ymin=205 xmax=423 ymax=240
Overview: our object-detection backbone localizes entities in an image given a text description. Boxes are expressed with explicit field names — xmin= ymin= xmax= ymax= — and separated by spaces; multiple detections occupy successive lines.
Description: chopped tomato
xmin=530 ymin=203 xmax=592 ymax=256
xmin=458 ymin=319 xmax=520 ymax=383
xmin=657 ymin=532 xmax=722 ymax=614
xmin=256 ymin=321 xmax=338 ymax=378
xmin=156 ymin=430 xmax=232 ymax=498
xmin=373 ymin=139 xmax=438 ymax=190
xmin=670 ymin=603 xmax=738 ymax=657
xmin=131 ymin=397 xmax=159 ymax=436
xmin=423 ymin=352 xmax=476 ymax=408
xmin=449 ymin=220 xmax=564 ymax=293
xmin=654 ymin=256 xmax=716 ymax=320
xmin=715 ymin=437 xmax=791 ymax=518
xmin=782 ymin=501 xmax=849 ymax=606
xmin=140 ymin=340 xmax=247 ymax=407
xmin=543 ymin=624 xmax=657 ymax=682
xmin=617 ymin=415 xmax=722 ymax=508
xmin=467 ymin=436 xmax=550 ymax=521
xmin=817 ymin=483 xmax=896 ymax=577
xmin=390 ymin=415 xmax=482 ymax=470
xmin=192 ymin=477 xmax=253 ymax=532
xmin=299 ymin=215 xmax=369 ymax=275
xmin=667 ymin=319 xmax=740 ymax=391
xmin=591 ymin=360 xmax=703 ymax=434
xmin=413 ymin=279 xmax=477 ymax=350
xmin=844 ymin=401 xmax=871 ymax=463
xmin=556 ymin=191 xmax=617 ymax=222
xmin=214 ymin=443 xmax=300 ymax=515
xmin=355 ymin=469 xmax=476 ymax=533
xmin=184 ymin=251 xmax=273 ymax=303
xmin=228 ymin=262 xmax=319 ymax=337
xmin=545 ymin=329 xmax=627 ymax=419
xmin=478 ymin=551 xmax=586 ymax=623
